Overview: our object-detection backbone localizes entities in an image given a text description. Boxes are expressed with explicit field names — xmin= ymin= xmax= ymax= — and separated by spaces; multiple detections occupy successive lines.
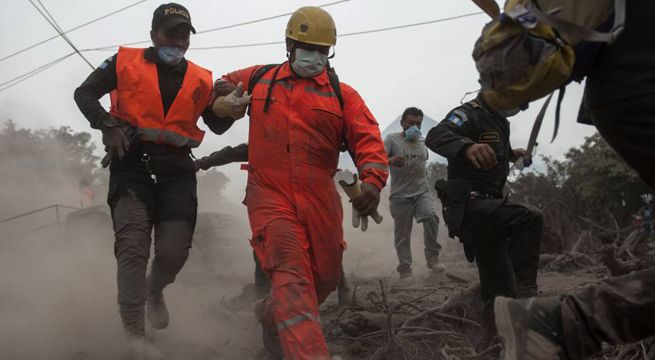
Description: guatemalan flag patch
xmin=447 ymin=113 xmax=464 ymax=126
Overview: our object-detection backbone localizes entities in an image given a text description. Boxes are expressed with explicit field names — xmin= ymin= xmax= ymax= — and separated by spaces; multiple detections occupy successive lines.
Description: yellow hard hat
xmin=285 ymin=6 xmax=337 ymax=47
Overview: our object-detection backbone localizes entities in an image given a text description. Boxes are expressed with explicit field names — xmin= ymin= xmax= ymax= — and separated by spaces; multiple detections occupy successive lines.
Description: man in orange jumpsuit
xmin=213 ymin=6 xmax=388 ymax=359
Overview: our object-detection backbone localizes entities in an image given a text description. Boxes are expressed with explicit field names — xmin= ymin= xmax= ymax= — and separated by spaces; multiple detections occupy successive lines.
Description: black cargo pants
xmin=108 ymin=147 xmax=197 ymax=313
xmin=559 ymin=93 xmax=655 ymax=359
xmin=591 ymin=93 xmax=655 ymax=188
xmin=560 ymin=267 xmax=655 ymax=359
xmin=462 ymin=199 xmax=543 ymax=305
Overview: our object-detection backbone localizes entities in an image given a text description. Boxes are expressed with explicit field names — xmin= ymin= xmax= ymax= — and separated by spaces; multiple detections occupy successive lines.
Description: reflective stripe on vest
xmin=109 ymin=47 xmax=212 ymax=148
xmin=359 ymin=162 xmax=389 ymax=172
xmin=276 ymin=312 xmax=321 ymax=331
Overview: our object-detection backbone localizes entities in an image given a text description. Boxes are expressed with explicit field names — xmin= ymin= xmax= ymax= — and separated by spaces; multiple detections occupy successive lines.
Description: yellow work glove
xmin=351 ymin=207 xmax=383 ymax=232
xmin=211 ymin=82 xmax=252 ymax=120
xmin=337 ymin=172 xmax=384 ymax=232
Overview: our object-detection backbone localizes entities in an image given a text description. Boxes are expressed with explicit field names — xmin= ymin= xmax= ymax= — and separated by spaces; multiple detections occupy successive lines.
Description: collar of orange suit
xmin=274 ymin=62 xmax=330 ymax=86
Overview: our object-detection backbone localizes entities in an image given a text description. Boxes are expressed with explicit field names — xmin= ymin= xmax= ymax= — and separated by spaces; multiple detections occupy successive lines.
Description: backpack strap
xmin=248 ymin=63 xmax=355 ymax=164
xmin=325 ymin=67 xmax=357 ymax=164
xmin=326 ymin=69 xmax=344 ymax=110
xmin=552 ymin=86 xmax=566 ymax=142
xmin=246 ymin=64 xmax=278 ymax=116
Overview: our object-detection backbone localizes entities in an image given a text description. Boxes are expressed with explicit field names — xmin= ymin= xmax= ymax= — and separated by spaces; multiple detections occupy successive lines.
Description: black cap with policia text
xmin=152 ymin=3 xmax=196 ymax=34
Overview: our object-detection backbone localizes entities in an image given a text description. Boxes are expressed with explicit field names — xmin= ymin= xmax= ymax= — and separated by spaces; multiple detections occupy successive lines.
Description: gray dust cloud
xmin=0 ymin=122 xmax=455 ymax=359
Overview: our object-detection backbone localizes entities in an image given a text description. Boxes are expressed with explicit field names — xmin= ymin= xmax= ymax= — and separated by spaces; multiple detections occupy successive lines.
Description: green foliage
xmin=0 ymin=120 xmax=100 ymax=187
xmin=509 ymin=133 xmax=650 ymax=224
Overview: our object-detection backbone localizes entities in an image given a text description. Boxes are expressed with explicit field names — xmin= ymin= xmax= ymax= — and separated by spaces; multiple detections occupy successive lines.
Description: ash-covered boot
xmin=254 ymin=297 xmax=284 ymax=360
xmin=120 ymin=306 xmax=146 ymax=339
xmin=120 ymin=306 xmax=164 ymax=359
xmin=337 ymin=273 xmax=353 ymax=306
xmin=146 ymin=277 xmax=169 ymax=329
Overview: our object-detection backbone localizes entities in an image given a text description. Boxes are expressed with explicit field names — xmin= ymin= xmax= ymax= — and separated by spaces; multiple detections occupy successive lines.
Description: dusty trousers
xmin=247 ymin=168 xmax=344 ymax=360
xmin=591 ymin=93 xmax=655 ymax=188
xmin=560 ymin=267 xmax=655 ymax=359
xmin=254 ymin=253 xmax=350 ymax=302
xmin=389 ymin=191 xmax=441 ymax=275
xmin=107 ymin=147 xmax=197 ymax=334
xmin=462 ymin=199 xmax=543 ymax=304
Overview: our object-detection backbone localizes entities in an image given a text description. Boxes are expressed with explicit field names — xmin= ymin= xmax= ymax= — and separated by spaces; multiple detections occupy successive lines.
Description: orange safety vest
xmin=109 ymin=47 xmax=212 ymax=148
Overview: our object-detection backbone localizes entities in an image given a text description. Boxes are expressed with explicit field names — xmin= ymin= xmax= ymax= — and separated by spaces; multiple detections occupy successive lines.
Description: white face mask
xmin=291 ymin=48 xmax=328 ymax=78
xmin=157 ymin=46 xmax=186 ymax=66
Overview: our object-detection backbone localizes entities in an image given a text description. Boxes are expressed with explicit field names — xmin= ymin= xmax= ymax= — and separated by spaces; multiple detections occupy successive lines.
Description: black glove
xmin=193 ymin=158 xmax=207 ymax=172
xmin=102 ymin=126 xmax=130 ymax=161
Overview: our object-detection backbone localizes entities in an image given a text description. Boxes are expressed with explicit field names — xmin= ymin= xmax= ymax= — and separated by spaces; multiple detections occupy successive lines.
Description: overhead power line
xmin=0 ymin=0 xmax=150 ymax=64
xmin=27 ymin=0 xmax=95 ymax=69
xmin=0 ymin=9 xmax=484 ymax=94
xmin=196 ymin=0 xmax=351 ymax=35
xmin=86 ymin=0 xmax=353 ymax=51
xmin=96 ymin=11 xmax=485 ymax=51
xmin=0 ymin=52 xmax=75 ymax=93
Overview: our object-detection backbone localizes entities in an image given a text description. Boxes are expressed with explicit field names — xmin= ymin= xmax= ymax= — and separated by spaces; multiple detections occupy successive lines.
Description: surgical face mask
xmin=291 ymin=48 xmax=328 ymax=78
xmin=498 ymin=107 xmax=520 ymax=118
xmin=404 ymin=125 xmax=422 ymax=142
xmin=157 ymin=46 xmax=186 ymax=66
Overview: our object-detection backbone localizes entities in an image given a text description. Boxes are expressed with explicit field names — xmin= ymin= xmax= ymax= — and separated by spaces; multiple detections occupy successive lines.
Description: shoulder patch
xmin=97 ymin=56 xmax=113 ymax=70
xmin=452 ymin=109 xmax=468 ymax=122
xmin=447 ymin=110 xmax=467 ymax=127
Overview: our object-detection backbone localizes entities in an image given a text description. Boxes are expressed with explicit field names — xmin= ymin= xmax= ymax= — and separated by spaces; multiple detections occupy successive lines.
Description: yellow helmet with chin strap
xmin=285 ymin=6 xmax=337 ymax=47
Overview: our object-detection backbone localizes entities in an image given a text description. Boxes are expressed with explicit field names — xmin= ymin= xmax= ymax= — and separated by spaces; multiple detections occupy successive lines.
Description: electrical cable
xmin=83 ymin=11 xmax=484 ymax=52
xmin=179 ymin=11 xmax=485 ymax=51
xmin=195 ymin=0 xmax=351 ymax=35
xmin=27 ymin=0 xmax=95 ymax=69
xmin=0 ymin=52 xmax=75 ymax=92
xmin=0 ymin=0 xmax=150 ymax=64
xmin=85 ymin=0 xmax=353 ymax=51
xmin=1 ymin=8 xmax=484 ymax=93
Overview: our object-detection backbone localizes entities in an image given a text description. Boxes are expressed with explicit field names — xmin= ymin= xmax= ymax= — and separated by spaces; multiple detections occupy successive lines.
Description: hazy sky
xmin=0 ymin=0 xmax=596 ymax=203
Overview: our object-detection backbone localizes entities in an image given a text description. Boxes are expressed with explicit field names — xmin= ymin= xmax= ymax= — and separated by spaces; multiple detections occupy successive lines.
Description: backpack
xmin=472 ymin=0 xmax=626 ymax=140
xmin=245 ymin=63 xmax=353 ymax=155
xmin=246 ymin=63 xmax=343 ymax=114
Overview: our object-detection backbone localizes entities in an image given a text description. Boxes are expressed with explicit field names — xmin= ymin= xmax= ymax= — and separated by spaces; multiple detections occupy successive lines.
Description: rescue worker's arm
xmin=425 ymin=111 xmax=496 ymax=170
xmin=211 ymin=66 xmax=263 ymax=119
xmin=201 ymin=108 xmax=235 ymax=135
xmin=221 ymin=65 xmax=261 ymax=91
xmin=425 ymin=111 xmax=476 ymax=159
xmin=341 ymin=84 xmax=388 ymax=215
xmin=201 ymin=79 xmax=238 ymax=134
xmin=195 ymin=143 xmax=248 ymax=171
xmin=73 ymin=55 xmax=123 ymax=130
xmin=74 ymin=55 xmax=132 ymax=162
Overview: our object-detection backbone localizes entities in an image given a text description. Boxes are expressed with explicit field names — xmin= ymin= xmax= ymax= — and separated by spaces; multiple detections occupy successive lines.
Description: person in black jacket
xmin=425 ymin=95 xmax=543 ymax=344
xmin=494 ymin=1 xmax=655 ymax=359
xmin=73 ymin=3 xmax=234 ymax=343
